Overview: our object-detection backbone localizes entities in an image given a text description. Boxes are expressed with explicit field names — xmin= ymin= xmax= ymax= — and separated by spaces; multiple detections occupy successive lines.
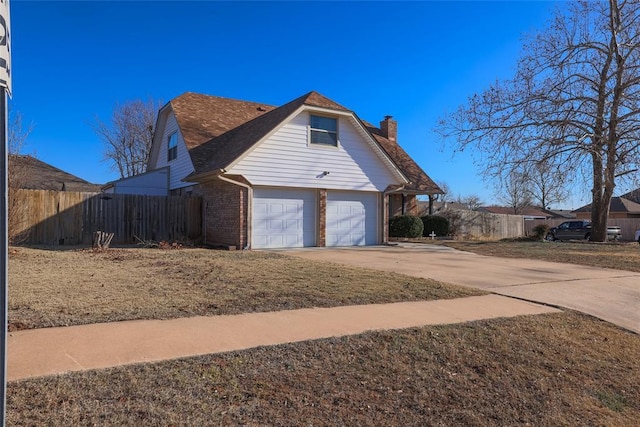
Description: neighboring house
xmin=478 ymin=206 xmax=552 ymax=220
xmin=619 ymin=187 xmax=640 ymax=204
xmin=9 ymin=155 xmax=101 ymax=192
xmin=426 ymin=201 xmax=479 ymax=215
xmin=541 ymin=209 xmax=576 ymax=219
xmin=573 ymin=196 xmax=640 ymax=219
xmin=114 ymin=91 xmax=442 ymax=249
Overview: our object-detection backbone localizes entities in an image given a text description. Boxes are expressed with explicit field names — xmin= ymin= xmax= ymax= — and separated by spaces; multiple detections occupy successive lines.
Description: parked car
xmin=545 ymin=220 xmax=622 ymax=241
xmin=635 ymin=229 xmax=640 ymax=244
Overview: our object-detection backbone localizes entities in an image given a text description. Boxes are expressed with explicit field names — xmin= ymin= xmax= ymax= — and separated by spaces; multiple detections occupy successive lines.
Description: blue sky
xmin=11 ymin=0 xmax=588 ymax=208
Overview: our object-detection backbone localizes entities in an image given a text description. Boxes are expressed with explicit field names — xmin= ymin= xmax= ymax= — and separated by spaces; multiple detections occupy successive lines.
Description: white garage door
xmin=326 ymin=191 xmax=379 ymax=246
xmin=252 ymin=188 xmax=316 ymax=249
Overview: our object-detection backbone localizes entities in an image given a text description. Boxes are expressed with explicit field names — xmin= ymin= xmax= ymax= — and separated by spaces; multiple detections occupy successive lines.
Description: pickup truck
xmin=545 ymin=220 xmax=622 ymax=241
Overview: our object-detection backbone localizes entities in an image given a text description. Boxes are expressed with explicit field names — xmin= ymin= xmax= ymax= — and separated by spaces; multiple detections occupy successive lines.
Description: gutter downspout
xmin=217 ymin=174 xmax=252 ymax=250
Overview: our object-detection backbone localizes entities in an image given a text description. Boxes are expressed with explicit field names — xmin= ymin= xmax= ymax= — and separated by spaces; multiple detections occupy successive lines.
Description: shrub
xmin=389 ymin=215 xmax=424 ymax=238
xmin=421 ymin=215 xmax=450 ymax=237
xmin=532 ymin=224 xmax=550 ymax=240
xmin=439 ymin=209 xmax=463 ymax=237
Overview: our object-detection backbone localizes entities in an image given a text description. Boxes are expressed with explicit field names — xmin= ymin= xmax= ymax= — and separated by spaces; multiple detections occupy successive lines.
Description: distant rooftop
xmin=9 ymin=155 xmax=102 ymax=192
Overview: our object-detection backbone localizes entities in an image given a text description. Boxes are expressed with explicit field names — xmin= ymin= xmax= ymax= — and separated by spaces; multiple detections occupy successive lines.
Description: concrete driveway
xmin=283 ymin=243 xmax=640 ymax=334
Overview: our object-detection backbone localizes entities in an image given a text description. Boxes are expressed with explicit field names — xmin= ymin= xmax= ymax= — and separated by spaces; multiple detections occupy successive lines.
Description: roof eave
xmin=147 ymin=101 xmax=173 ymax=169
xmin=185 ymin=168 xmax=225 ymax=183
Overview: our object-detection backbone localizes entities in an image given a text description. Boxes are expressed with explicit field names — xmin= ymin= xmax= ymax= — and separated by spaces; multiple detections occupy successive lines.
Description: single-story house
xmin=478 ymin=206 xmax=552 ymax=220
xmin=9 ymin=155 xmax=102 ymax=192
xmin=573 ymin=196 xmax=640 ymax=219
xmin=109 ymin=91 xmax=442 ymax=249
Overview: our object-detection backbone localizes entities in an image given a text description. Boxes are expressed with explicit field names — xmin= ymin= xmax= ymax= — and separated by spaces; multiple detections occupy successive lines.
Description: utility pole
xmin=0 ymin=1 xmax=11 ymax=425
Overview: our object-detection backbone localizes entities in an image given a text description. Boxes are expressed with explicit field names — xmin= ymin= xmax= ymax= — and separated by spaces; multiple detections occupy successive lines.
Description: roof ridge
xmin=175 ymin=91 xmax=276 ymax=109
xmin=299 ymin=91 xmax=351 ymax=112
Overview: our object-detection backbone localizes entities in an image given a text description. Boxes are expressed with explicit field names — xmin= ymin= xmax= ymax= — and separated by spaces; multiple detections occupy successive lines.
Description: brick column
xmin=318 ymin=189 xmax=327 ymax=247
xmin=382 ymin=193 xmax=389 ymax=244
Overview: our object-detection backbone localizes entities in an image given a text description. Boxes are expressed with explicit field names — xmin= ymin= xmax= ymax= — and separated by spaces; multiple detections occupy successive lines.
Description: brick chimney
xmin=380 ymin=115 xmax=397 ymax=142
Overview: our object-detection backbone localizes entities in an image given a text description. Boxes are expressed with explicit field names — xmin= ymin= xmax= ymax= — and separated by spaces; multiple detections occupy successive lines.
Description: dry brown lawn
xmin=426 ymin=239 xmax=640 ymax=272
xmin=8 ymin=243 xmax=640 ymax=425
xmin=8 ymin=312 xmax=639 ymax=426
xmin=8 ymin=246 xmax=482 ymax=330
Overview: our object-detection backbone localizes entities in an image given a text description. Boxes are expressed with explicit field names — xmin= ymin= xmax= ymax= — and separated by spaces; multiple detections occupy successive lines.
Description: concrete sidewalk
xmin=8 ymin=294 xmax=559 ymax=381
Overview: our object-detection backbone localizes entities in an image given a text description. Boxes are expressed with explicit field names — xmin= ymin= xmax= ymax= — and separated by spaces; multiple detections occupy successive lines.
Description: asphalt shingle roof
xmin=367 ymin=126 xmax=442 ymax=194
xmin=573 ymin=196 xmax=640 ymax=214
xmin=9 ymin=155 xmax=101 ymax=192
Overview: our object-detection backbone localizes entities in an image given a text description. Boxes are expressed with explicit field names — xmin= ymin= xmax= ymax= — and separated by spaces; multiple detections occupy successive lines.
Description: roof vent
xmin=257 ymin=106 xmax=267 ymax=112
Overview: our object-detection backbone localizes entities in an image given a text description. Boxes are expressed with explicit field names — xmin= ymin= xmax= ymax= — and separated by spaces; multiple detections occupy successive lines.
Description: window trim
xmin=309 ymin=114 xmax=338 ymax=147
xmin=167 ymin=132 xmax=178 ymax=162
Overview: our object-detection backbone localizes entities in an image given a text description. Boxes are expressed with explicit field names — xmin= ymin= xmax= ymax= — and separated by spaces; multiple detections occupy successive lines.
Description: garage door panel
xmin=253 ymin=188 xmax=316 ymax=249
xmin=326 ymin=191 xmax=378 ymax=247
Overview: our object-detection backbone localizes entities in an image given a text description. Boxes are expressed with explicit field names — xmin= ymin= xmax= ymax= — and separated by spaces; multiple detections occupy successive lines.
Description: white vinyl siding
xmin=227 ymin=111 xmax=400 ymax=192
xmin=152 ymin=112 xmax=196 ymax=190
xmin=252 ymin=188 xmax=316 ymax=249
xmin=326 ymin=191 xmax=379 ymax=246
xmin=106 ymin=168 xmax=169 ymax=196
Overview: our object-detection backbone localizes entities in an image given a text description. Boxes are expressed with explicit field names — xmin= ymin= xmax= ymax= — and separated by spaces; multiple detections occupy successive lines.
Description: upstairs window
xmin=310 ymin=115 xmax=338 ymax=146
xmin=167 ymin=132 xmax=178 ymax=161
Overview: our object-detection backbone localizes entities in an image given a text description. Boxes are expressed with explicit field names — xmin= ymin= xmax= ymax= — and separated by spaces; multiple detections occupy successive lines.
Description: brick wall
xmin=389 ymin=194 xmax=403 ymax=217
xmin=382 ymin=193 xmax=389 ymax=244
xmin=405 ymin=195 xmax=418 ymax=215
xmin=197 ymin=179 xmax=247 ymax=249
xmin=389 ymin=194 xmax=419 ymax=217
xmin=318 ymin=189 xmax=327 ymax=247
xmin=170 ymin=185 xmax=198 ymax=197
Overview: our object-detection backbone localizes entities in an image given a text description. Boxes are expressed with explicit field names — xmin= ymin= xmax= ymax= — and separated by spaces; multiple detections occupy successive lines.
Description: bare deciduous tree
xmin=497 ymin=171 xmax=534 ymax=214
xmin=438 ymin=0 xmax=640 ymax=241
xmin=94 ymin=98 xmax=160 ymax=178
xmin=8 ymin=110 xmax=34 ymax=244
xmin=525 ymin=160 xmax=567 ymax=209
xmin=456 ymin=194 xmax=483 ymax=211
xmin=8 ymin=110 xmax=32 ymax=156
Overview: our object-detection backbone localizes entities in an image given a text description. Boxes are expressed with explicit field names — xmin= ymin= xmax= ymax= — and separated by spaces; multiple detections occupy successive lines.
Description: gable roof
xmin=572 ymin=196 xmax=640 ymax=214
xmin=9 ymin=155 xmax=101 ymax=192
xmin=168 ymin=91 xmax=440 ymax=194
xmin=185 ymin=91 xmax=352 ymax=177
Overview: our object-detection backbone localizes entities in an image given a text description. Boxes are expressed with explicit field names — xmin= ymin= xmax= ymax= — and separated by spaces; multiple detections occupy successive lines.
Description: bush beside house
xmin=389 ymin=215 xmax=424 ymax=238
xmin=421 ymin=215 xmax=450 ymax=237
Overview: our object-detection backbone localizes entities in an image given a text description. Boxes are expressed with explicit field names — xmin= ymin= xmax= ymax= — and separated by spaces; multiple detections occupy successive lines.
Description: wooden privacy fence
xmin=525 ymin=218 xmax=640 ymax=241
xmin=11 ymin=189 xmax=202 ymax=245
xmin=448 ymin=210 xmax=525 ymax=240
